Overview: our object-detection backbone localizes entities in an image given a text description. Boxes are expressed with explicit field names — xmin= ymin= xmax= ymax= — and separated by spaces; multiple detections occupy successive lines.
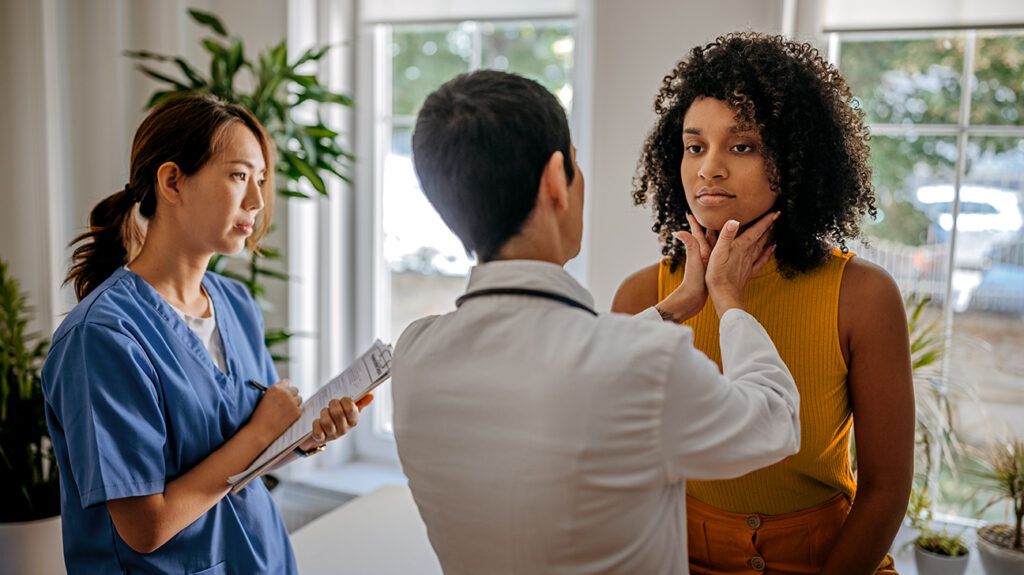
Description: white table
xmin=290 ymin=485 xmax=442 ymax=575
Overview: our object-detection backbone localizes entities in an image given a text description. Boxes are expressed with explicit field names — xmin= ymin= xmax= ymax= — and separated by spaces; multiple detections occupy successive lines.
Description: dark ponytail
xmin=65 ymin=187 xmax=146 ymax=301
xmin=65 ymin=94 xmax=275 ymax=300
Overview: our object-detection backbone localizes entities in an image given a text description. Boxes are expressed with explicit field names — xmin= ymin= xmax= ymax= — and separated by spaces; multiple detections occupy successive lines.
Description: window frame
xmin=831 ymin=27 xmax=1024 ymax=354
xmin=830 ymin=27 xmax=1024 ymax=520
xmin=350 ymin=14 xmax=583 ymax=464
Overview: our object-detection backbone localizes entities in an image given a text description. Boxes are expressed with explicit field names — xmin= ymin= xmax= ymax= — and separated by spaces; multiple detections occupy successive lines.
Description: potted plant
xmin=906 ymin=485 xmax=971 ymax=574
xmin=0 ymin=259 xmax=64 ymax=573
xmin=971 ymin=437 xmax=1024 ymax=574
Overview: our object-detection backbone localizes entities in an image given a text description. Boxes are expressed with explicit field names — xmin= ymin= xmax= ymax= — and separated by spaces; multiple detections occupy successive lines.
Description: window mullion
xmin=866 ymin=124 xmax=959 ymax=137
xmin=470 ymin=21 xmax=483 ymax=71
xmin=939 ymin=32 xmax=977 ymax=387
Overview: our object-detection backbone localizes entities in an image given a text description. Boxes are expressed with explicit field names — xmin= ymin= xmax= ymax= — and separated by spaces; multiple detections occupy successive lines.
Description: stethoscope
xmin=455 ymin=288 xmax=598 ymax=317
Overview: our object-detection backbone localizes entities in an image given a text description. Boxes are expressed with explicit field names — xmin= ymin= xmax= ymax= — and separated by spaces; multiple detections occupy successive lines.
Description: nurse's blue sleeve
xmin=52 ymin=323 xmax=167 ymax=509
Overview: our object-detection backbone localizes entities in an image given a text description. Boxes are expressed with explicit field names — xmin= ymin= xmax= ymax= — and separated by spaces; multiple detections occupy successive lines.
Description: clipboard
xmin=229 ymin=340 xmax=393 ymax=494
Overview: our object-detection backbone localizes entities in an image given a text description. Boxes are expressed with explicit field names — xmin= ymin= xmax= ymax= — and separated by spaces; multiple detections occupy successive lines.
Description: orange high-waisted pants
xmin=686 ymin=494 xmax=898 ymax=574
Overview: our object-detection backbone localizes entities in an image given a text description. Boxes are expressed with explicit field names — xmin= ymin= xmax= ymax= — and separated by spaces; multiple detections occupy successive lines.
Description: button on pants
xmin=686 ymin=494 xmax=898 ymax=574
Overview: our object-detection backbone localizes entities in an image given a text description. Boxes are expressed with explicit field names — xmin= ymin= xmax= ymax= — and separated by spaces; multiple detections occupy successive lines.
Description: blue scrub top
xmin=42 ymin=267 xmax=297 ymax=575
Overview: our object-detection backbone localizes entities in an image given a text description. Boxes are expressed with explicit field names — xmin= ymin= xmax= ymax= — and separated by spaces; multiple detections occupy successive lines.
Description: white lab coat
xmin=393 ymin=259 xmax=799 ymax=575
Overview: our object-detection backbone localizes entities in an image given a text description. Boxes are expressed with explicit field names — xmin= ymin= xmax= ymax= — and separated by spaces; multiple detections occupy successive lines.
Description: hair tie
xmin=123 ymin=183 xmax=140 ymax=204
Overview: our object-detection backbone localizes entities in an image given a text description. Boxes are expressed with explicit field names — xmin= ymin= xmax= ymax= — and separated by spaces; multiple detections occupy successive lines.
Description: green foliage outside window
xmin=839 ymin=33 xmax=1024 ymax=247
xmin=389 ymin=22 xmax=574 ymax=119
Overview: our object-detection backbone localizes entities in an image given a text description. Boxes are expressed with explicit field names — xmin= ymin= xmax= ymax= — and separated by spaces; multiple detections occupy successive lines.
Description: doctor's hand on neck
xmin=654 ymin=229 xmax=708 ymax=323
xmin=704 ymin=211 xmax=778 ymax=318
xmin=654 ymin=210 xmax=777 ymax=323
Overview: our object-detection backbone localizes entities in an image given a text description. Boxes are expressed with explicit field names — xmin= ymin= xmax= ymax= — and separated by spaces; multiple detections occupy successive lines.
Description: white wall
xmin=360 ymin=0 xmax=575 ymax=22
xmin=582 ymin=0 xmax=785 ymax=309
xmin=824 ymin=0 xmax=1024 ymax=30
xmin=0 ymin=0 xmax=291 ymax=340
xmin=0 ymin=0 xmax=61 ymax=334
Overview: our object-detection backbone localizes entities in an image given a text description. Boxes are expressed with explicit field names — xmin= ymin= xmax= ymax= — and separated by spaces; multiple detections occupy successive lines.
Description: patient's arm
xmin=819 ymin=258 xmax=914 ymax=575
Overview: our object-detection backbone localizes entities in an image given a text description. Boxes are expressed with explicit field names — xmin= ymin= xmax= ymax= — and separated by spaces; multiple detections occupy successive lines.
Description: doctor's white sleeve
xmin=657 ymin=308 xmax=800 ymax=481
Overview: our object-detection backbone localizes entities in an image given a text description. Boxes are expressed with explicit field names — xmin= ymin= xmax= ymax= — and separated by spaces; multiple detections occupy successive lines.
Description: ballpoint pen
xmin=246 ymin=379 xmax=268 ymax=393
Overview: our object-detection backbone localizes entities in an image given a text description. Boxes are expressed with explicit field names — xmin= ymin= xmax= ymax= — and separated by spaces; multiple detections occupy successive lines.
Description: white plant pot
xmin=914 ymin=545 xmax=970 ymax=575
xmin=0 ymin=515 xmax=66 ymax=575
xmin=977 ymin=537 xmax=1024 ymax=575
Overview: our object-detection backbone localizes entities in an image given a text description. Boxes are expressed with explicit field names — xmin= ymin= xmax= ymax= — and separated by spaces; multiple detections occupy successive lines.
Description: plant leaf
xmin=284 ymin=152 xmax=326 ymax=195
xmin=305 ymin=124 xmax=339 ymax=139
xmin=202 ymin=39 xmax=229 ymax=59
xmin=174 ymin=57 xmax=207 ymax=88
xmin=264 ymin=328 xmax=294 ymax=346
xmin=293 ymin=44 xmax=333 ymax=67
xmin=135 ymin=65 xmax=190 ymax=90
xmin=123 ymin=50 xmax=173 ymax=62
xmin=188 ymin=9 xmax=228 ymax=37
xmin=227 ymin=38 xmax=245 ymax=78
xmin=297 ymin=85 xmax=354 ymax=107
xmin=271 ymin=42 xmax=288 ymax=70
xmin=146 ymin=89 xmax=184 ymax=110
xmin=289 ymin=74 xmax=318 ymax=88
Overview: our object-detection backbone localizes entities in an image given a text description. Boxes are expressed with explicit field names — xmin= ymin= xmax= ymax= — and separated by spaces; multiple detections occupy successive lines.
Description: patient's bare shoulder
xmin=611 ymin=262 xmax=661 ymax=314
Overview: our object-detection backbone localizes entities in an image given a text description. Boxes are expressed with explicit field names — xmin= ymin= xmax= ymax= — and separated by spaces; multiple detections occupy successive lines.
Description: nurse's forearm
xmin=107 ymin=424 xmax=274 ymax=554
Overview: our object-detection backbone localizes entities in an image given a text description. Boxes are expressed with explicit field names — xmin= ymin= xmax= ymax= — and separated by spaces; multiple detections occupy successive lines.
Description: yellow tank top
xmin=658 ymin=250 xmax=857 ymax=515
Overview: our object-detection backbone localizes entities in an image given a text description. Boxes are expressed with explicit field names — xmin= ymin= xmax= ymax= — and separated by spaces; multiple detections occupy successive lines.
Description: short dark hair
xmin=412 ymin=70 xmax=575 ymax=262
xmin=633 ymin=32 xmax=876 ymax=276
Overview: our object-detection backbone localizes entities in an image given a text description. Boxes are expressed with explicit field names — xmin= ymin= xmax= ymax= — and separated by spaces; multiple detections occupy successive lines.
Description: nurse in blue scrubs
xmin=42 ymin=94 xmax=370 ymax=574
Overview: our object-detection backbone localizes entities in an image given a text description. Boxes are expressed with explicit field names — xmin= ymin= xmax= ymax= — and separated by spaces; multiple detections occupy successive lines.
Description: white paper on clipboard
xmin=229 ymin=340 xmax=393 ymax=493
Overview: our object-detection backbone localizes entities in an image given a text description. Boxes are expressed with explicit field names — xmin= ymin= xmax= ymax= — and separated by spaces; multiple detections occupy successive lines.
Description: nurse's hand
xmin=301 ymin=394 xmax=375 ymax=450
xmin=248 ymin=381 xmax=302 ymax=445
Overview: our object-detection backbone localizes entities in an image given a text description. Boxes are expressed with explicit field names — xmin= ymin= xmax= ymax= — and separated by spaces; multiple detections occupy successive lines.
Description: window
xmin=358 ymin=19 xmax=576 ymax=458
xmin=833 ymin=30 xmax=1024 ymax=519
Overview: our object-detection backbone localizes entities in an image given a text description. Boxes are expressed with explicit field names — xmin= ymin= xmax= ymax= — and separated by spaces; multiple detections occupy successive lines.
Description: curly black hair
xmin=633 ymin=32 xmax=876 ymax=276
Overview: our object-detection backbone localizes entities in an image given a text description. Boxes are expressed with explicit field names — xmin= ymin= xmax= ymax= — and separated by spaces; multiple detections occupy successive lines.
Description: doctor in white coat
xmin=392 ymin=70 xmax=800 ymax=575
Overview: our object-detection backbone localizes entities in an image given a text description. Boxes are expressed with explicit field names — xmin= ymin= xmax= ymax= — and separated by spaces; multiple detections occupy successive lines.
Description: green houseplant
xmin=0 ymin=258 xmax=65 ymax=574
xmin=898 ymin=295 xmax=980 ymax=573
xmin=0 ymin=259 xmax=59 ymax=523
xmin=971 ymin=437 xmax=1024 ymax=574
xmin=906 ymin=485 xmax=970 ymax=574
xmin=906 ymin=294 xmax=967 ymax=491
xmin=126 ymin=8 xmax=354 ymax=361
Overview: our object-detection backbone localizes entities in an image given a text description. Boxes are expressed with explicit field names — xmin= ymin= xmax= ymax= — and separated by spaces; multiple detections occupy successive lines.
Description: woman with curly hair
xmin=613 ymin=33 xmax=914 ymax=574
